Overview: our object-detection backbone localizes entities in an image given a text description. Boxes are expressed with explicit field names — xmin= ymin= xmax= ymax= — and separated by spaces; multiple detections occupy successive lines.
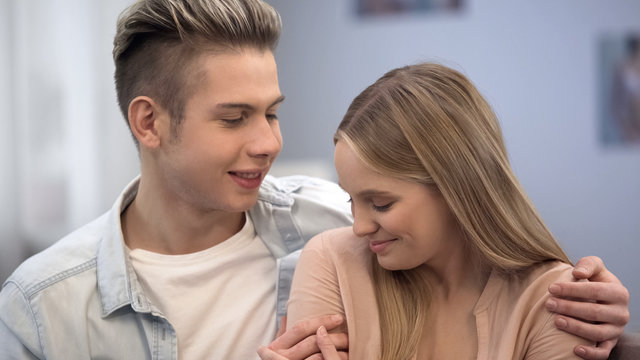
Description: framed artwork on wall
xmin=599 ymin=32 xmax=640 ymax=147
xmin=356 ymin=0 xmax=464 ymax=16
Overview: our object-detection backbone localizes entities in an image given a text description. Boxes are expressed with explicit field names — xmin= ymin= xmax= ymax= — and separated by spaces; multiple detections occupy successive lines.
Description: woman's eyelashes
xmin=372 ymin=202 xmax=393 ymax=212
xmin=347 ymin=197 xmax=393 ymax=212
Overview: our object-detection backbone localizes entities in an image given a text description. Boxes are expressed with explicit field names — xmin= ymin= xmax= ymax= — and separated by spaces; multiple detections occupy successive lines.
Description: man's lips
xmin=229 ymin=171 xmax=261 ymax=179
xmin=229 ymin=170 xmax=264 ymax=189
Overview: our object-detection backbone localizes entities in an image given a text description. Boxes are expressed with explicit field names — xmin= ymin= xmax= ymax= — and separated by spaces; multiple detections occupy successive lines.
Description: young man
xmin=0 ymin=0 xmax=629 ymax=359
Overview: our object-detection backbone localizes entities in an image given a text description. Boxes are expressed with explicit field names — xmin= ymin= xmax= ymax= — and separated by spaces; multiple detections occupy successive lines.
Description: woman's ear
xmin=128 ymin=96 xmax=166 ymax=149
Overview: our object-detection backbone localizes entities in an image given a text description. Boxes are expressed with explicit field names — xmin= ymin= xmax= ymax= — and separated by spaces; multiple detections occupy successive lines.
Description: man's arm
xmin=546 ymin=256 xmax=630 ymax=360
xmin=0 ymin=283 xmax=43 ymax=359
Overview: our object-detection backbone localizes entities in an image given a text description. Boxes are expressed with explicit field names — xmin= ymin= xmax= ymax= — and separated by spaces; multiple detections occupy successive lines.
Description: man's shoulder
xmin=259 ymin=175 xmax=350 ymax=212
xmin=251 ymin=175 xmax=352 ymax=256
xmin=260 ymin=175 xmax=345 ymax=200
xmin=3 ymin=212 xmax=110 ymax=297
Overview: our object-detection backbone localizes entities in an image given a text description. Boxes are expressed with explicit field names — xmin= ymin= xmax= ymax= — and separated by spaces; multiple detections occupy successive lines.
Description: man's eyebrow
xmin=216 ymin=95 xmax=286 ymax=111
xmin=270 ymin=95 xmax=286 ymax=108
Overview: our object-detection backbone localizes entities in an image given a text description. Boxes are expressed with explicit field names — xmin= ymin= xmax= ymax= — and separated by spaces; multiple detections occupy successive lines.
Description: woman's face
xmin=334 ymin=141 xmax=462 ymax=271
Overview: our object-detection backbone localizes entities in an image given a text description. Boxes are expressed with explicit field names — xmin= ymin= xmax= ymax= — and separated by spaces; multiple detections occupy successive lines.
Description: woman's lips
xmin=369 ymin=239 xmax=397 ymax=254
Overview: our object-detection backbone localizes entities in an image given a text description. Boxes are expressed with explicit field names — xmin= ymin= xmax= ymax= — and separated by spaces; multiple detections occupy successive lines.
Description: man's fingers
xmin=279 ymin=332 xmax=348 ymax=359
xmin=546 ymin=295 xmax=630 ymax=325
xmin=548 ymin=282 xmax=630 ymax=305
xmin=301 ymin=328 xmax=349 ymax=360
xmin=277 ymin=316 xmax=288 ymax=338
xmin=265 ymin=314 xmax=347 ymax=359
xmin=573 ymin=339 xmax=618 ymax=360
xmin=303 ymin=353 xmax=348 ymax=360
xmin=279 ymin=334 xmax=323 ymax=359
xmin=316 ymin=326 xmax=341 ymax=360
xmin=270 ymin=314 xmax=344 ymax=349
xmin=572 ymin=256 xmax=607 ymax=280
xmin=327 ymin=332 xmax=349 ymax=351
xmin=258 ymin=346 xmax=288 ymax=360
xmin=552 ymin=314 xmax=623 ymax=343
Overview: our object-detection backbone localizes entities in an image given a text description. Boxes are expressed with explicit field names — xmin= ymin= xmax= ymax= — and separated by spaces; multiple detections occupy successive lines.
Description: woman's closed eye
xmin=372 ymin=202 xmax=393 ymax=212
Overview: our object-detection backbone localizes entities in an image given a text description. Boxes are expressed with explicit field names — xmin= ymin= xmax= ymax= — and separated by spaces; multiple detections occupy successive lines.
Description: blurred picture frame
xmin=357 ymin=0 xmax=463 ymax=16
xmin=599 ymin=32 xmax=640 ymax=147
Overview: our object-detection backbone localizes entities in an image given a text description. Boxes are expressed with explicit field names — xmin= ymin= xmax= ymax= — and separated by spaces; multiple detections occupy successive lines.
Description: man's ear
xmin=128 ymin=96 xmax=166 ymax=149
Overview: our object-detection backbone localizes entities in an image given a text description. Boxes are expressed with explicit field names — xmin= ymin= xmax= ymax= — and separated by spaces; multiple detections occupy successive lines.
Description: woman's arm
xmin=261 ymin=232 xmax=349 ymax=360
xmin=525 ymin=310 xmax=596 ymax=360
xmin=286 ymin=234 xmax=347 ymax=331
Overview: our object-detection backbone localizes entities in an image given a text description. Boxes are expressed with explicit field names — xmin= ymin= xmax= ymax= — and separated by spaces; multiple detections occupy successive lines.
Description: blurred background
xmin=0 ymin=0 xmax=638 ymax=330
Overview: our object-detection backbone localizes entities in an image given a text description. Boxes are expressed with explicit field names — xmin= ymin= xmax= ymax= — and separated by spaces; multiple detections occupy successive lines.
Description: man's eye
xmin=266 ymin=114 xmax=279 ymax=121
xmin=221 ymin=117 xmax=243 ymax=125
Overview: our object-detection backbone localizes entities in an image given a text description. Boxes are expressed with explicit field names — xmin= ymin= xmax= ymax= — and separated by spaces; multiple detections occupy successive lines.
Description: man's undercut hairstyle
xmin=113 ymin=0 xmax=282 ymax=146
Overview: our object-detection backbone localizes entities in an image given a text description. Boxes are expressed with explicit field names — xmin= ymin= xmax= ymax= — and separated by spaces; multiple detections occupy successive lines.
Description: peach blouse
xmin=287 ymin=227 xmax=593 ymax=359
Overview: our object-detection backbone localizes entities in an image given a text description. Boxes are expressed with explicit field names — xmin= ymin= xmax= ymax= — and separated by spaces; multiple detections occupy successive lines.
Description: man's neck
xmin=121 ymin=180 xmax=246 ymax=255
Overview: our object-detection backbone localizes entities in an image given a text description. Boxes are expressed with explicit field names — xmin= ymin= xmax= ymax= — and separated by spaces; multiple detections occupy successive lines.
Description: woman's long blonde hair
xmin=334 ymin=63 xmax=571 ymax=359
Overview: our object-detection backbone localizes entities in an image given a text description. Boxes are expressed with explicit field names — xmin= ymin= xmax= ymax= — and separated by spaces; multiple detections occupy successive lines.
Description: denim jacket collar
xmin=96 ymin=177 xmax=146 ymax=317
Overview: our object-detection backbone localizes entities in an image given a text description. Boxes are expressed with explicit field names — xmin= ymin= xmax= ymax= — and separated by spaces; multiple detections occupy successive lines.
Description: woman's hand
xmin=546 ymin=256 xmax=630 ymax=360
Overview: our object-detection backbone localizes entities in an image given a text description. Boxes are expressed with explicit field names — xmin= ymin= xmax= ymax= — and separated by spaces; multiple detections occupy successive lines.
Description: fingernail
xmin=575 ymin=267 xmax=588 ymax=276
xmin=318 ymin=326 xmax=328 ymax=336
xmin=546 ymin=299 xmax=557 ymax=311
xmin=576 ymin=346 xmax=586 ymax=356
xmin=548 ymin=284 xmax=560 ymax=295
xmin=331 ymin=314 xmax=342 ymax=322
xmin=556 ymin=317 xmax=568 ymax=329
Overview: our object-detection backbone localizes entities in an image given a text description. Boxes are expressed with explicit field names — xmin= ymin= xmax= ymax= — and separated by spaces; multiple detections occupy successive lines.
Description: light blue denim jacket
xmin=0 ymin=175 xmax=352 ymax=359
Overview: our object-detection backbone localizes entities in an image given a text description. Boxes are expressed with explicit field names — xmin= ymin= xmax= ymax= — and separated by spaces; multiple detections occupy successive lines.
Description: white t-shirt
xmin=128 ymin=214 xmax=277 ymax=359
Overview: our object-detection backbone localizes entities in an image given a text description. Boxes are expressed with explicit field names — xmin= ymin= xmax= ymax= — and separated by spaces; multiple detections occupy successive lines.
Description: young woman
xmin=285 ymin=63 xmax=603 ymax=359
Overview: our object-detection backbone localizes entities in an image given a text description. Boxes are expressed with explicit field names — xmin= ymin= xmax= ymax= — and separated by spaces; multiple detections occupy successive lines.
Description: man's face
xmin=154 ymin=48 xmax=283 ymax=214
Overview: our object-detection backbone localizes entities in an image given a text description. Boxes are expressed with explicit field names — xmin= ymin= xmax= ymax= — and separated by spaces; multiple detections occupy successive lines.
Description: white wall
xmin=268 ymin=0 xmax=640 ymax=330
xmin=0 ymin=0 xmax=22 ymax=285
xmin=0 ymin=0 xmax=138 ymax=284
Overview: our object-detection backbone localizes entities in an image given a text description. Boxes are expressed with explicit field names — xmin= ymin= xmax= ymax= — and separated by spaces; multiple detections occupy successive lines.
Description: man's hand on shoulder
xmin=546 ymin=256 xmax=630 ymax=360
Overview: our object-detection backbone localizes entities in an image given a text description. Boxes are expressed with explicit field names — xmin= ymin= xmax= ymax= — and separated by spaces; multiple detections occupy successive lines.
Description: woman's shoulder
xmin=480 ymin=261 xmax=574 ymax=312
xmin=478 ymin=262 xmax=589 ymax=358
xmin=304 ymin=226 xmax=371 ymax=265
xmin=522 ymin=261 xmax=574 ymax=289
